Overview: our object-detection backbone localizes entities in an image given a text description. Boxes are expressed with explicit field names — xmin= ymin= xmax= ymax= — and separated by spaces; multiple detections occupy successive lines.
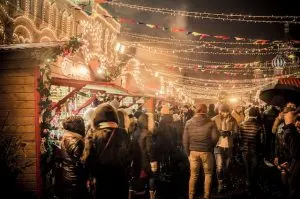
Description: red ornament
xmin=63 ymin=49 xmax=70 ymax=57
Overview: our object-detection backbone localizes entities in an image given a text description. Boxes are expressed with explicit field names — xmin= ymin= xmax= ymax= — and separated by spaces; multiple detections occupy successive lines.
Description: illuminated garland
xmin=38 ymin=37 xmax=82 ymax=161
xmin=121 ymin=32 xmax=285 ymax=45
xmin=98 ymin=13 xmax=289 ymax=43
xmin=104 ymin=1 xmax=300 ymax=24
xmin=152 ymin=70 xmax=300 ymax=83
xmin=134 ymin=43 xmax=298 ymax=55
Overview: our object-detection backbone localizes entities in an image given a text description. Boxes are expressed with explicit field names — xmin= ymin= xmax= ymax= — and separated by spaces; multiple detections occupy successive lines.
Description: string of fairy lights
xmin=131 ymin=43 xmax=299 ymax=55
xmin=104 ymin=1 xmax=300 ymax=24
xmin=120 ymin=32 xmax=287 ymax=46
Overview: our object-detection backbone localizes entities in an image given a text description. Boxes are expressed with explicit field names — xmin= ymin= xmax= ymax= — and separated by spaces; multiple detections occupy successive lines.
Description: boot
xmin=149 ymin=190 xmax=155 ymax=199
xmin=217 ymin=180 xmax=223 ymax=194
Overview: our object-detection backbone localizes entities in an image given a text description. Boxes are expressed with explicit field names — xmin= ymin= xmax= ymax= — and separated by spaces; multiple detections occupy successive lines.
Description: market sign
xmin=60 ymin=57 xmax=91 ymax=81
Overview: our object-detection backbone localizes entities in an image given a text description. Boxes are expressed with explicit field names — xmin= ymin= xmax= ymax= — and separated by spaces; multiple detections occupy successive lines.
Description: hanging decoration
xmin=132 ymin=43 xmax=299 ymax=55
xmin=272 ymin=54 xmax=286 ymax=68
xmin=38 ymin=37 xmax=83 ymax=162
xmin=104 ymin=1 xmax=300 ymax=24
xmin=91 ymin=13 xmax=299 ymax=44
xmin=121 ymin=32 xmax=282 ymax=46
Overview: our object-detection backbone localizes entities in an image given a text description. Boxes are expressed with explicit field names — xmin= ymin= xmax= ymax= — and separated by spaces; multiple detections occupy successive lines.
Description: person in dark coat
xmin=183 ymin=104 xmax=219 ymax=199
xmin=172 ymin=112 xmax=184 ymax=148
xmin=208 ymin=104 xmax=217 ymax=119
xmin=81 ymin=103 xmax=130 ymax=199
xmin=239 ymin=107 xmax=264 ymax=191
xmin=153 ymin=106 xmax=189 ymax=199
xmin=131 ymin=113 xmax=157 ymax=199
xmin=60 ymin=116 xmax=87 ymax=199
xmin=283 ymin=110 xmax=300 ymax=199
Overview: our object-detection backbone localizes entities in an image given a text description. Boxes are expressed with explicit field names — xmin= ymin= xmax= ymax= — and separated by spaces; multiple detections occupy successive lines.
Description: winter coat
xmin=61 ymin=130 xmax=86 ymax=185
xmin=183 ymin=114 xmax=219 ymax=154
xmin=275 ymin=122 xmax=291 ymax=163
xmin=239 ymin=117 xmax=264 ymax=152
xmin=153 ymin=114 xmax=177 ymax=161
xmin=172 ymin=113 xmax=184 ymax=147
xmin=82 ymin=103 xmax=130 ymax=199
xmin=283 ymin=124 xmax=300 ymax=198
xmin=131 ymin=113 xmax=155 ymax=177
xmin=212 ymin=114 xmax=239 ymax=153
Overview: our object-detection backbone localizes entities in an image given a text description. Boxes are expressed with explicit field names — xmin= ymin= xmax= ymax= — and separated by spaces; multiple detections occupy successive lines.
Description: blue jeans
xmin=214 ymin=147 xmax=233 ymax=183
xmin=242 ymin=150 xmax=257 ymax=186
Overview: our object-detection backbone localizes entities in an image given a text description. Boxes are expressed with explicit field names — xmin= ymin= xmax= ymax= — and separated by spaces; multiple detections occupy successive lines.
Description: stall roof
xmin=278 ymin=78 xmax=300 ymax=87
xmin=51 ymin=77 xmax=130 ymax=96
xmin=0 ymin=41 xmax=63 ymax=51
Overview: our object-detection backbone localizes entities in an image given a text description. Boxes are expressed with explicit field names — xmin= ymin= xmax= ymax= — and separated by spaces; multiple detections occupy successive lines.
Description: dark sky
xmin=103 ymin=0 xmax=300 ymax=79
xmin=105 ymin=0 xmax=300 ymax=40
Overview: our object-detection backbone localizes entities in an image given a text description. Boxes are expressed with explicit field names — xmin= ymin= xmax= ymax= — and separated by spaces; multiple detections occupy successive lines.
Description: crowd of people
xmin=51 ymin=98 xmax=300 ymax=199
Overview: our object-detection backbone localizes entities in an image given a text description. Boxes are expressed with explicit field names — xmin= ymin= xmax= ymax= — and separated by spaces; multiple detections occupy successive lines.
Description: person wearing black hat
xmin=212 ymin=104 xmax=239 ymax=194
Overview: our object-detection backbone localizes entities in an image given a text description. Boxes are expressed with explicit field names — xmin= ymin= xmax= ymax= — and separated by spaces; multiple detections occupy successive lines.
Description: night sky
xmin=103 ymin=0 xmax=300 ymax=79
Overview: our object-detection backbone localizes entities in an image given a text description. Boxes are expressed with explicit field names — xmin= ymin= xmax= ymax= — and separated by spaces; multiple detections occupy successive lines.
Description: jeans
xmin=189 ymin=151 xmax=214 ymax=199
xmin=241 ymin=150 xmax=257 ymax=186
xmin=215 ymin=147 xmax=232 ymax=185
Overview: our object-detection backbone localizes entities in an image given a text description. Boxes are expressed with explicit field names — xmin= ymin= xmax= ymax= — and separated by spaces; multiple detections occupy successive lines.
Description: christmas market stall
xmin=0 ymin=0 xmax=122 ymax=197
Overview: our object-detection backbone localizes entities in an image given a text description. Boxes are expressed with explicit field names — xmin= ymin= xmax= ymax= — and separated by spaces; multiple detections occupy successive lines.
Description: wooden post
xmin=34 ymin=66 xmax=42 ymax=199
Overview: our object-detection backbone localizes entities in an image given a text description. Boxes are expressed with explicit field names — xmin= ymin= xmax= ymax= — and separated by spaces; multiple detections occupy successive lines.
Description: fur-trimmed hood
xmin=90 ymin=103 xmax=119 ymax=130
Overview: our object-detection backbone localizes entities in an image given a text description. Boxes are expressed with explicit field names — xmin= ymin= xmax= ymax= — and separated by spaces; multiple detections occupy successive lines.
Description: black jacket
xmin=183 ymin=114 xmax=219 ymax=154
xmin=239 ymin=118 xmax=264 ymax=152
xmin=61 ymin=130 xmax=86 ymax=185
xmin=131 ymin=113 xmax=154 ymax=176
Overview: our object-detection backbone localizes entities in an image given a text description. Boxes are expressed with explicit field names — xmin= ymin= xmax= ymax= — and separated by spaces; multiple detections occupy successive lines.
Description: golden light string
xmin=172 ymin=81 xmax=276 ymax=94
xmin=135 ymin=44 xmax=297 ymax=55
xmin=141 ymin=58 xmax=270 ymax=68
xmin=139 ymin=48 xmax=276 ymax=65
xmin=122 ymin=39 xmax=297 ymax=54
xmin=144 ymin=62 xmax=299 ymax=72
xmin=105 ymin=1 xmax=300 ymax=24
xmin=121 ymin=32 xmax=281 ymax=45
xmin=154 ymin=70 xmax=300 ymax=83
xmin=124 ymin=40 xmax=291 ymax=52
xmin=121 ymin=40 xmax=280 ymax=52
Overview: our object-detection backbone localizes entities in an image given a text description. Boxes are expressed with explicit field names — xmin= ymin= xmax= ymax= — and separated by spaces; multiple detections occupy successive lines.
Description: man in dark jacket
xmin=61 ymin=116 xmax=87 ymax=199
xmin=183 ymin=104 xmax=219 ymax=199
xmin=239 ymin=107 xmax=264 ymax=191
xmin=283 ymin=110 xmax=300 ymax=199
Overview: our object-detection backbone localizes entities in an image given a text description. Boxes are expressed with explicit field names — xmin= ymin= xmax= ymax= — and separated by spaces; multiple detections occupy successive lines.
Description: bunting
xmin=97 ymin=14 xmax=296 ymax=44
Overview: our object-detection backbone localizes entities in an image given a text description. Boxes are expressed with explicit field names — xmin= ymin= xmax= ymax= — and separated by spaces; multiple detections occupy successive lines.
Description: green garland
xmin=37 ymin=37 xmax=82 ymax=163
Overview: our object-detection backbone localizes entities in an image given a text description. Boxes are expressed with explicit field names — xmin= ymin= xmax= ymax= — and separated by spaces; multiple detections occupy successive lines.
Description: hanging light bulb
xmin=97 ymin=68 xmax=104 ymax=74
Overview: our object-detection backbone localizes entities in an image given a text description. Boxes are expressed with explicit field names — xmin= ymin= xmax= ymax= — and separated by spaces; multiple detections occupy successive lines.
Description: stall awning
xmin=278 ymin=78 xmax=300 ymax=87
xmin=51 ymin=77 xmax=130 ymax=96
xmin=84 ymin=84 xmax=129 ymax=96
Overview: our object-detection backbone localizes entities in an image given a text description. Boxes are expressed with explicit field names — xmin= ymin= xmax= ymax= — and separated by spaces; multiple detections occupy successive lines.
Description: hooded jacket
xmin=183 ymin=114 xmax=219 ymax=154
xmin=82 ymin=103 xmax=130 ymax=199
